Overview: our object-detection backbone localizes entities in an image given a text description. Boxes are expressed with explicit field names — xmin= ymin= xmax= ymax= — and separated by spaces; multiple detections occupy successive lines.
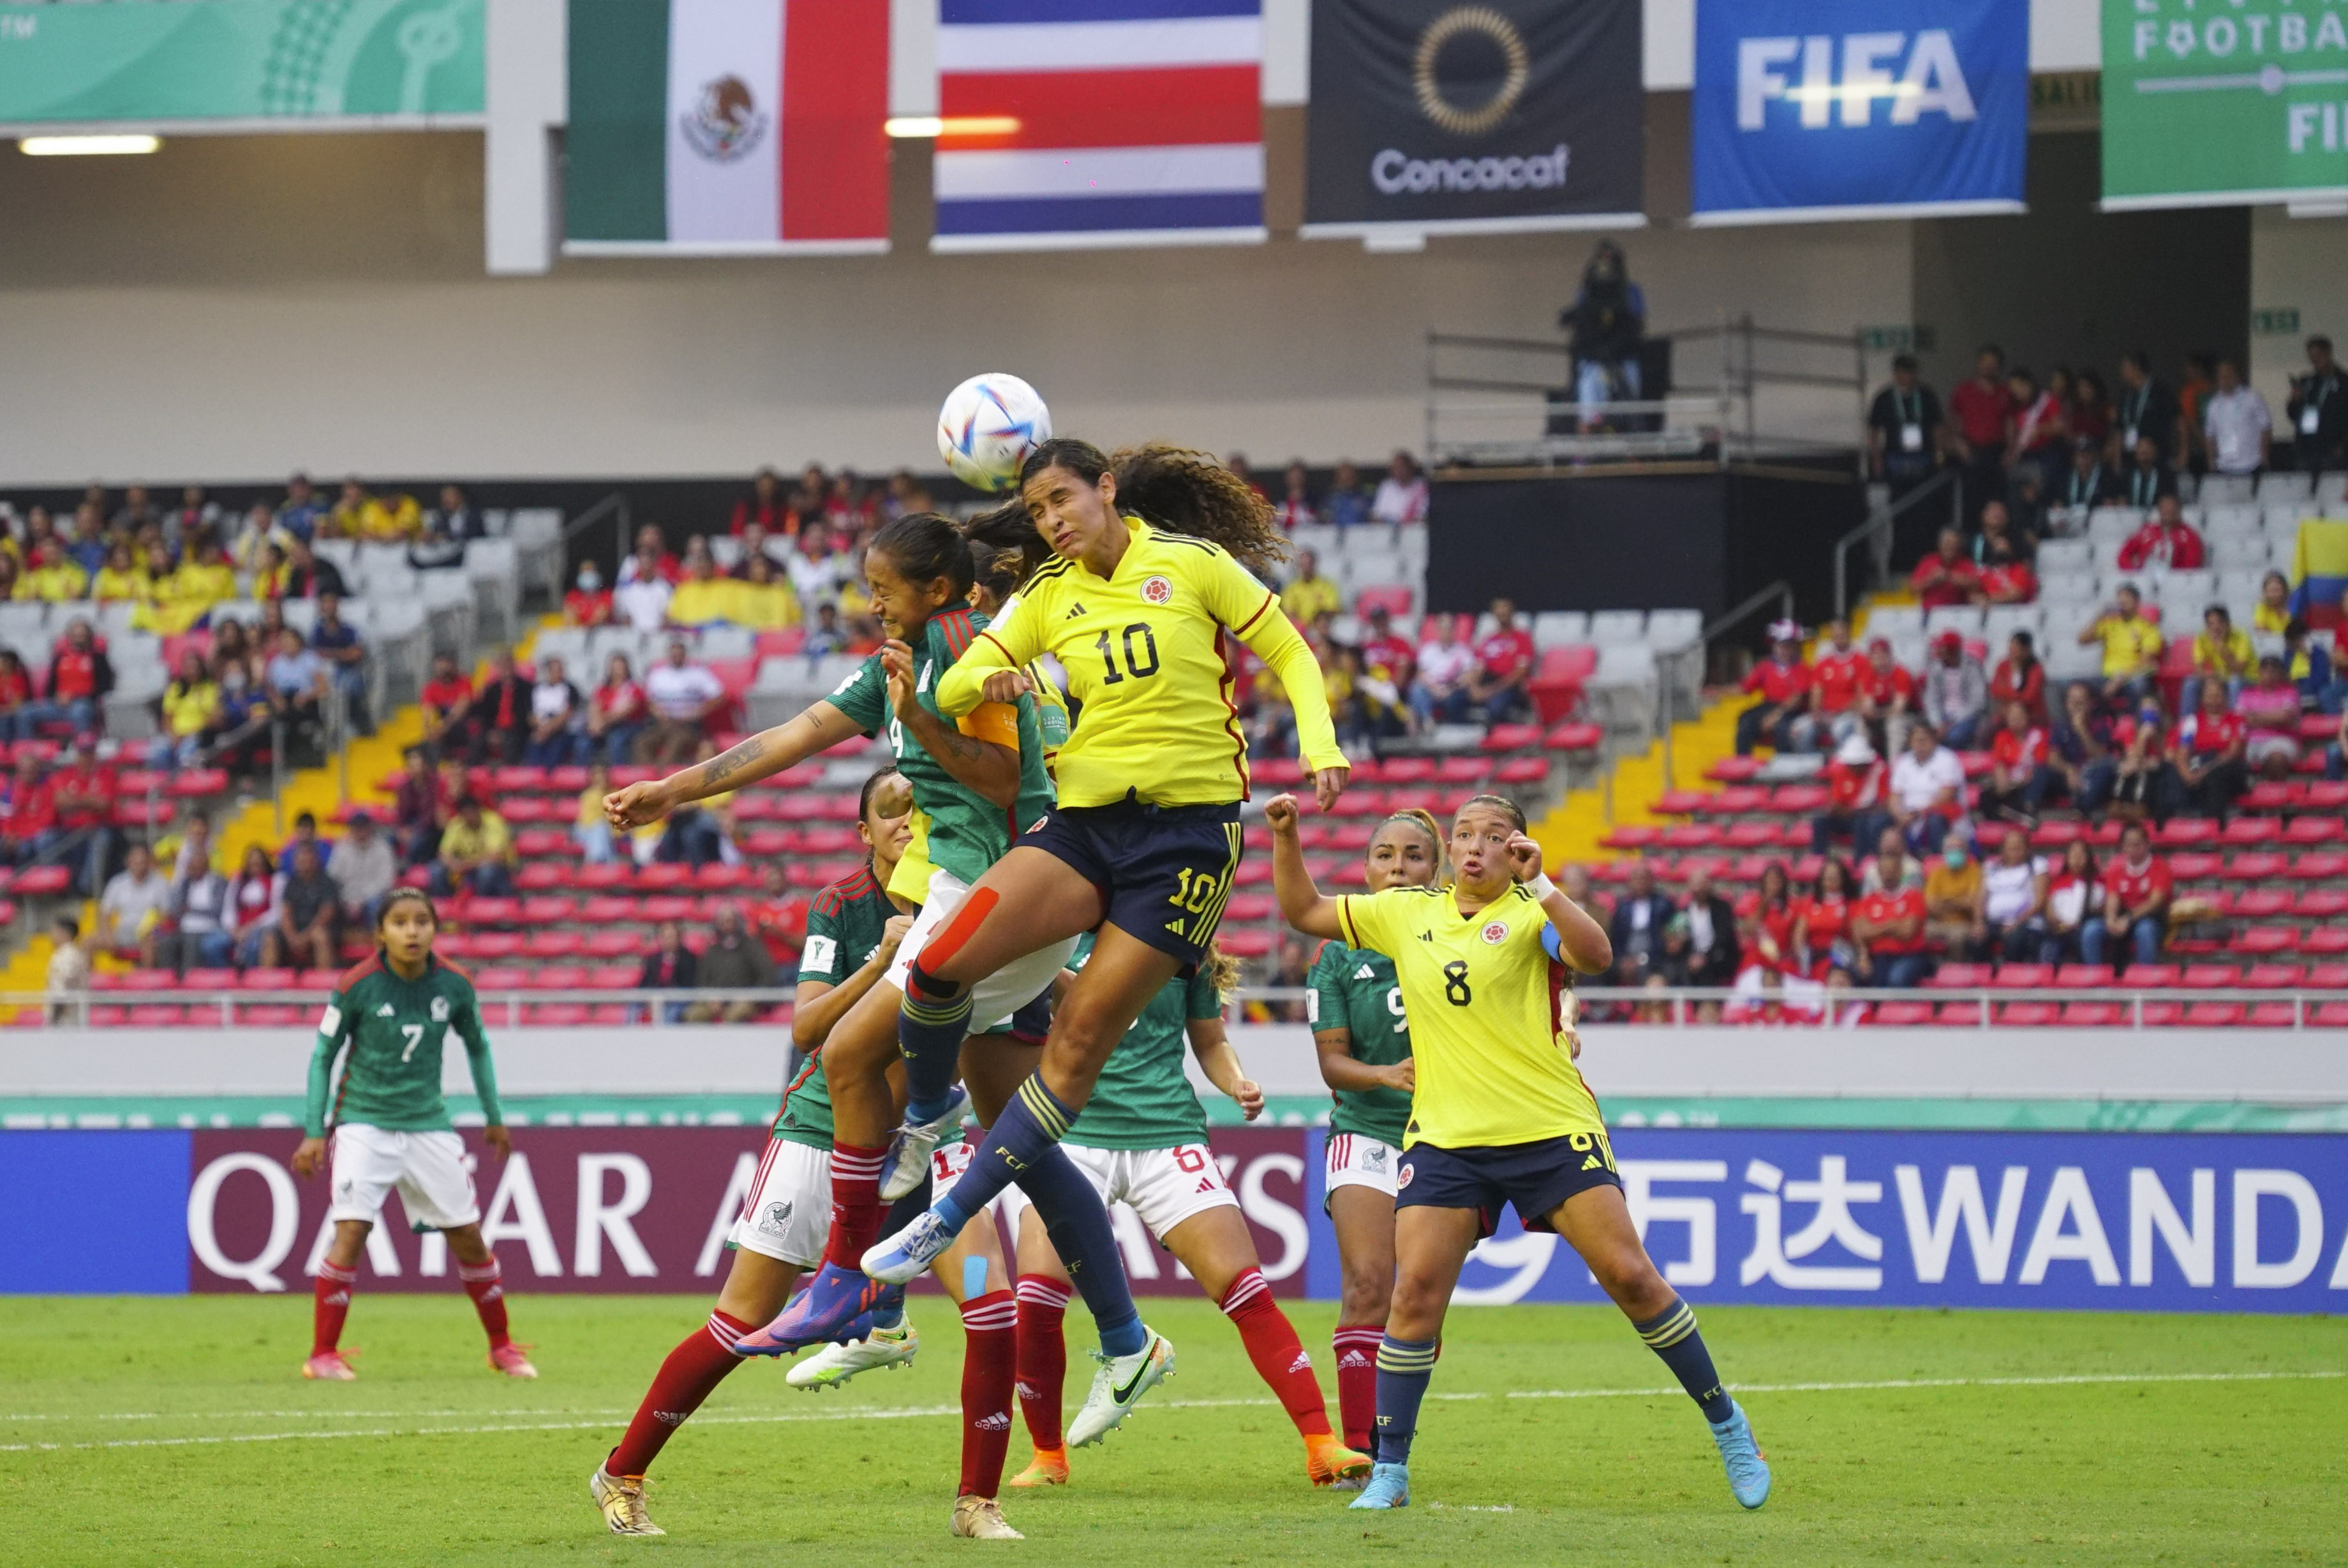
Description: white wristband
xmin=1525 ymin=873 xmax=1557 ymax=900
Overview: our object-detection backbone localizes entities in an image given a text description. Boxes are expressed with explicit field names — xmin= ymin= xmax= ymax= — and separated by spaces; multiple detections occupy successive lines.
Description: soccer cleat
xmin=591 ymin=1465 xmax=665 ymax=1536
xmin=1347 ymin=1461 xmax=1410 ymax=1510
xmin=1007 ymin=1445 xmax=1069 ymax=1488
xmin=1066 ymin=1328 xmax=1174 ymax=1448
xmin=861 ymin=1208 xmax=958 ymax=1285
xmin=1306 ymin=1432 xmax=1374 ymax=1488
xmin=1709 ymin=1402 xmax=1772 ymax=1509
xmin=880 ymin=1084 xmax=969 ymax=1201
xmin=489 ymin=1342 xmax=539 ymax=1379
xmin=736 ymin=1261 xmax=888 ymax=1356
xmin=301 ymin=1350 xmax=357 ymax=1382
xmin=786 ymin=1322 xmax=919 ymax=1391
xmin=949 ymin=1495 xmax=1024 ymax=1540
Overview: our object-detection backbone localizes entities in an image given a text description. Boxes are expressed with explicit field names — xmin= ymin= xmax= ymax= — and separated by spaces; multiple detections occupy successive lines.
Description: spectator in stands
xmin=2253 ymin=570 xmax=2292 ymax=635
xmin=1979 ymin=828 xmax=2049 ymax=963
xmin=1921 ymin=632 xmax=1989 ymax=748
xmin=1559 ymin=862 xmax=1609 ymax=929
xmin=1735 ymin=620 xmax=1815 ymax=755
xmin=145 ymin=535 xmax=237 ymax=635
xmin=223 ymin=845 xmax=276 ymax=968
xmin=1466 ymin=599 xmax=1534 ymax=724
xmin=1322 ymin=460 xmax=1369 ymax=533
xmin=262 ymin=626 xmax=328 ymax=752
xmin=0 ymin=649 xmax=33 ymax=744
xmin=2190 ymin=604 xmax=2255 ymax=706
xmin=1972 ymin=498 xmax=2035 ymax=566
xmin=52 ymin=735 xmax=119 ymax=896
xmin=1910 ymin=526 xmax=1981 ymax=610
xmin=1924 ymin=835 xmax=1986 ymax=961
xmin=2179 ymin=355 xmax=2215 ymax=454
xmin=2238 ymin=656 xmax=2303 ymax=777
xmin=1281 ymin=550 xmax=1341 ymax=626
xmin=639 ymin=919 xmax=699 ymax=1024
xmin=616 ymin=554 xmax=675 ymax=632
xmin=1408 ymin=614 xmax=1475 ymax=728
xmin=2327 ymin=706 xmax=2348 ymax=783
xmin=2282 ymin=616 xmax=2338 ymax=713
xmin=2285 ymin=335 xmax=2347 ymax=471
xmin=0 ymin=552 xmax=21 ymax=606
xmin=1866 ymin=353 xmax=1943 ymax=507
xmin=1976 ymin=532 xmax=2037 ymax=607
xmin=1979 ymin=700 xmax=2054 ymax=824
xmin=787 ymin=526 xmax=845 ymax=617
xmin=1334 ymin=644 xmax=1408 ymax=751
xmin=2117 ymin=434 xmax=2176 ymax=512
xmin=587 ymin=653 xmax=646 ymax=766
xmin=574 ymin=763 xmax=617 ymax=864
xmin=1855 ymin=636 xmax=1916 ymax=757
xmin=1790 ymin=857 xmax=1855 ymax=975
xmin=2113 ymin=350 xmax=2182 ymax=465
xmin=2117 ymin=494 xmax=2206 ymax=572
xmin=259 ymin=840 xmax=339 ymax=972
xmin=433 ymin=793 xmax=516 ymax=898
xmin=272 ymin=811 xmax=328 ymax=876
xmin=357 ymin=481 xmax=422 ymax=542
xmin=309 ymin=593 xmax=370 ymax=736
xmin=639 ymin=639 xmax=727 ymax=764
xmin=802 ymin=602 xmax=847 ymax=660
xmin=390 ymin=746 xmax=444 ymax=868
xmin=732 ymin=467 xmax=789 ymax=535
xmin=688 ymin=905 xmax=776 ymax=1023
xmin=1679 ymin=866 xmax=1741 ymax=1005
xmin=2037 ymin=840 xmax=2100 ymax=965
xmin=1358 ymin=603 xmax=1416 ymax=692
xmin=1850 ymin=829 xmax=1931 ymax=987
xmin=1946 ymin=345 xmax=2012 ymax=528
xmin=43 ymin=618 xmax=113 ymax=737
xmin=1811 ymin=731 xmax=1889 ymax=854
xmin=1608 ymin=860 xmax=1675 ymax=984
xmin=1370 ymin=451 xmax=1429 ymax=528
xmin=2202 ymin=358 xmax=2271 ymax=476
xmin=2107 ymin=694 xmax=2179 ymax=822
xmin=1273 ymin=461 xmax=1317 ymax=531
xmin=154 ymin=850 xmax=234 ymax=977
xmin=1888 ymin=721 xmax=1966 ymax=855
xmin=2003 ymin=367 xmax=2068 ymax=498
xmin=1561 ymin=240 xmax=1646 ymax=431
xmin=419 ymin=653 xmax=474 ymax=760
xmin=2082 ymin=582 xmax=2164 ymax=704
xmin=1738 ymin=861 xmax=1797 ymax=979
xmin=431 ymin=484 xmax=482 ymax=546
xmin=526 ymin=654 xmax=586 ymax=767
xmin=565 ymin=561 xmax=613 ymax=628
xmin=2172 ymin=676 xmax=2248 ymax=819
xmin=328 ymin=811 xmax=398 ymax=930
xmin=1989 ymin=630 xmax=2046 ymax=727
xmin=93 ymin=540 xmax=151 ymax=603
xmin=63 ymin=505 xmax=106 ymax=578
xmin=464 ymin=647 xmax=533 ymax=766
xmin=2083 ymin=821 xmax=2169 ymax=970
xmin=2057 ymin=436 xmax=2119 ymax=513
xmin=1808 ymin=619 xmax=1866 ymax=743
xmin=1 ymin=753 xmax=60 ymax=868
xmin=22 ymin=541 xmax=89 ymax=602
xmin=95 ymin=841 xmax=169 ymax=963
xmin=275 ymin=473 xmax=326 ymax=542
xmin=227 ymin=505 xmax=286 ymax=575
xmin=2072 ymin=369 xmax=2113 ymax=451
xmin=284 ymin=537 xmax=348 ymax=600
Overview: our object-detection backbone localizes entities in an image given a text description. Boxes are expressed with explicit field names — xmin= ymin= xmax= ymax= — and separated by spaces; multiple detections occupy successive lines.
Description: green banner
xmin=2102 ymin=0 xmax=2348 ymax=207
xmin=0 ymin=0 xmax=484 ymax=124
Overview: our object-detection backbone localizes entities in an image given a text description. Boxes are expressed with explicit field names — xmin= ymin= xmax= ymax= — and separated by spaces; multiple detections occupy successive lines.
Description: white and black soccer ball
xmin=937 ymin=373 xmax=1051 ymax=494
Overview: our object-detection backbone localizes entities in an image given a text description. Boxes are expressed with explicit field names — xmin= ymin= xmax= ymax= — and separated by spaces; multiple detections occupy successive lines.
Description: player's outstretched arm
xmin=1266 ymin=794 xmax=1345 ymax=939
xmin=604 ymin=701 xmax=863 ymax=829
xmin=1506 ymin=833 xmax=1612 ymax=974
xmin=1239 ymin=611 xmax=1350 ymax=812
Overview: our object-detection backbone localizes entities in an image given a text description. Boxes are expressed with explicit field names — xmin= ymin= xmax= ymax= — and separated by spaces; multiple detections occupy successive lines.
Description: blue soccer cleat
xmin=1709 ymin=1402 xmax=1772 ymax=1509
xmin=734 ymin=1261 xmax=888 ymax=1356
xmin=879 ymin=1084 xmax=969 ymax=1201
xmin=861 ymin=1208 xmax=958 ymax=1285
xmin=1348 ymin=1462 xmax=1409 ymax=1510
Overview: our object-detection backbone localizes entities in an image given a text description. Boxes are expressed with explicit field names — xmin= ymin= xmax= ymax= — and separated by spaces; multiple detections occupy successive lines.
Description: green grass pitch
xmin=2 ymin=1294 xmax=2339 ymax=1565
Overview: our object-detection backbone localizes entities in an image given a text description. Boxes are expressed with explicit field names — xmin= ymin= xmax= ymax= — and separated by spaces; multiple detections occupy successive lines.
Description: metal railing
xmin=1834 ymin=468 xmax=1963 ymax=619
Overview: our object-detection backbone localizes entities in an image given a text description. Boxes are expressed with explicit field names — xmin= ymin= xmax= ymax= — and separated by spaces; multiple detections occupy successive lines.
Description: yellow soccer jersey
xmin=1337 ymin=884 xmax=1602 ymax=1151
xmin=937 ymin=517 xmax=1345 ymax=808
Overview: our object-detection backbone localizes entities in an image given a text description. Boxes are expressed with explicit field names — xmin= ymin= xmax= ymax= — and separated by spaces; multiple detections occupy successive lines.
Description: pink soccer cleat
xmin=489 ymin=1342 xmax=539 ymax=1379
xmin=301 ymin=1350 xmax=358 ymax=1381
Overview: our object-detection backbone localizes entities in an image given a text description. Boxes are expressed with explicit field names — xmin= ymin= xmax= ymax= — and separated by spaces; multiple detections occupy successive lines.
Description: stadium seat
xmin=2055 ymin=964 xmax=2113 ymax=988
xmin=2234 ymin=926 xmax=2300 ymax=956
xmin=1543 ymin=722 xmax=1603 ymax=752
xmin=1989 ymin=963 xmax=2053 ymax=990
xmin=2182 ymin=1002 xmax=2247 ymax=1026
xmin=465 ymin=897 xmax=522 ymax=927
xmin=239 ymin=968 xmax=298 ymax=991
xmin=1872 ymin=1001 xmax=1935 ymax=1025
xmin=1995 ymin=1002 xmax=2059 ymax=1025
xmin=515 ymin=862 xmax=573 ymax=891
xmin=2178 ymin=963 xmax=2239 ymax=989
xmin=2059 ymin=1003 xmax=2125 ymax=1026
xmin=2303 ymin=928 xmax=2348 ymax=956
xmin=471 ymin=932 xmax=526 ymax=959
xmin=2241 ymin=962 xmax=2307 ymax=989
xmin=523 ymin=931 xmax=583 ymax=960
xmin=2284 ymin=817 xmax=2344 ymax=846
xmin=1925 ymin=963 xmax=1991 ymax=989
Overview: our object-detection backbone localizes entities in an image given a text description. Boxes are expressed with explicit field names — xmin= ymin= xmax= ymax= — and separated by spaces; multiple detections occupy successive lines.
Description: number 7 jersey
xmin=303 ymin=953 xmax=503 ymax=1137
xmin=1336 ymin=884 xmax=1601 ymax=1151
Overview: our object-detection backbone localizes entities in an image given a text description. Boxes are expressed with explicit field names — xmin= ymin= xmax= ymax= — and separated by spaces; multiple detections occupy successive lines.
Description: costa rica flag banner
xmin=931 ymin=0 xmax=1268 ymax=253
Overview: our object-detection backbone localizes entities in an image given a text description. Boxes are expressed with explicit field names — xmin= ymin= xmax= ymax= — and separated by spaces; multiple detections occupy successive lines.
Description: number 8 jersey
xmin=1335 ymin=884 xmax=1601 ymax=1151
xmin=303 ymin=954 xmax=504 ymax=1139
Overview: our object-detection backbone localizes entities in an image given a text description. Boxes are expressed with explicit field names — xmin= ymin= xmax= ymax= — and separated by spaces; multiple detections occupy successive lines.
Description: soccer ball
xmin=937 ymin=373 xmax=1051 ymax=493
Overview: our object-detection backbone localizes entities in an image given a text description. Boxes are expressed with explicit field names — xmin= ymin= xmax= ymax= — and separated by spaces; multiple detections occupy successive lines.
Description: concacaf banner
xmin=1691 ymin=0 xmax=2028 ymax=225
xmin=2102 ymin=0 xmax=2348 ymax=209
xmin=0 ymin=0 xmax=484 ymax=125
xmin=1302 ymin=0 xmax=1644 ymax=240
xmin=564 ymin=0 xmax=891 ymax=256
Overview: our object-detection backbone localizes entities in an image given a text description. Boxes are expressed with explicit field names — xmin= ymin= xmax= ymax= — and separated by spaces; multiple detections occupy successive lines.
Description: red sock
xmin=607 ymin=1311 xmax=752 ymax=1477
xmin=822 ymin=1143 xmax=888 ymax=1269
xmin=1220 ymin=1268 xmax=1331 ymax=1438
xmin=1332 ymin=1326 xmax=1383 ymax=1453
xmin=458 ymin=1258 xmax=510 ymax=1349
xmin=1013 ymin=1274 xmax=1071 ymax=1450
xmin=958 ymin=1289 xmax=1018 ymax=1500
xmin=312 ymin=1262 xmax=357 ymax=1356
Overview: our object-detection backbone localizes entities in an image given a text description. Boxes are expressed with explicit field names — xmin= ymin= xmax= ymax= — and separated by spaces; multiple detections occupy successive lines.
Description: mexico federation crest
xmin=1140 ymin=575 xmax=1173 ymax=605
xmin=429 ymin=995 xmax=450 ymax=1022
xmin=755 ymin=1200 xmax=794 ymax=1234
xmin=1481 ymin=920 xmax=1509 ymax=945
xmin=681 ymin=75 xmax=769 ymax=163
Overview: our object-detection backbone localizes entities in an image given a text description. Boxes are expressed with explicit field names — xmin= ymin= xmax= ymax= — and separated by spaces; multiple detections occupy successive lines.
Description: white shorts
xmin=1008 ymin=1141 xmax=1238 ymax=1241
xmin=729 ymin=1134 xmax=994 ymax=1268
xmin=1324 ymin=1131 xmax=1401 ymax=1205
xmin=327 ymin=1124 xmax=480 ymax=1231
xmin=888 ymin=866 xmax=1077 ymax=1035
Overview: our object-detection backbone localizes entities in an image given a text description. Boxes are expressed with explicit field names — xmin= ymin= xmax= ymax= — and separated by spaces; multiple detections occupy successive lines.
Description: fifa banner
xmin=932 ymin=0 xmax=1267 ymax=253
xmin=1301 ymin=0 xmax=1644 ymax=240
xmin=1691 ymin=0 xmax=2028 ymax=225
xmin=2102 ymin=0 xmax=2348 ymax=209
xmin=563 ymin=0 xmax=891 ymax=256
xmin=0 ymin=0 xmax=483 ymax=124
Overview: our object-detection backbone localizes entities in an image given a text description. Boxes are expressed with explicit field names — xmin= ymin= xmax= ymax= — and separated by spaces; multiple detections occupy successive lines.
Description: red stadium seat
xmin=2241 ymin=962 xmax=2308 ymax=989
xmin=10 ymin=866 xmax=70 ymax=897
xmin=473 ymin=966 xmax=531 ymax=991
xmin=1254 ymin=759 xmax=1305 ymax=787
xmin=638 ymin=862 xmax=692 ymax=891
xmin=1995 ymin=1002 xmax=2060 ymax=1025
xmin=2153 ymin=818 xmax=2216 ymax=848
xmin=2234 ymin=926 xmax=2300 ymax=956
xmin=586 ymin=963 xmax=640 ymax=989
xmin=237 ymin=1004 xmax=308 ymax=1027
xmin=2303 ymin=780 xmax=2348 ymax=810
xmin=1380 ymin=758 xmax=1437 ymax=785
xmin=2303 ymin=928 xmax=2348 ymax=956
xmin=1601 ymin=825 xmax=1661 ymax=850
xmin=1659 ymin=824 xmax=1724 ymax=850
xmin=1924 ymin=963 xmax=1991 ymax=990
xmin=584 ymin=929 xmax=646 ymax=959
xmin=523 ymin=931 xmax=583 ymax=960
xmin=2284 ymin=816 xmax=2344 ymax=846
xmin=1494 ymin=757 xmax=1547 ymax=786
xmin=2224 ymin=852 xmax=2289 ymax=882
xmin=1481 ymin=723 xmax=1544 ymax=753
xmin=2296 ymin=889 xmax=2348 ymax=917
xmin=239 ymin=968 xmax=299 ymax=991
xmin=2180 ymin=1001 xmax=2247 ymax=1026
xmin=1989 ymin=963 xmax=2053 ymax=990
xmin=694 ymin=863 xmax=757 ymax=890
xmin=1354 ymin=584 xmax=1415 ymax=619
xmin=182 ymin=968 xmax=239 ymax=993
xmin=1705 ymin=756 xmax=1762 ymax=783
xmin=2241 ymin=780 xmax=2299 ymax=812
xmin=2313 ymin=1002 xmax=2348 ymax=1027
xmin=1714 ymin=785 xmax=1771 ymax=815
xmin=2165 ymin=851 xmax=2225 ymax=882
xmin=523 ymin=1003 xmax=593 ymax=1027
xmin=2059 ymin=1003 xmax=2125 ymax=1026
xmin=1771 ymin=784 xmax=1829 ymax=813
xmin=1654 ymin=790 xmax=1714 ymax=817
xmin=465 ymin=897 xmax=522 ymax=927
xmin=1217 ymin=928 xmax=1276 ymax=959
xmin=2243 ymin=1002 xmax=2301 ymax=1027
xmin=2178 ymin=963 xmax=2239 ymax=989
xmin=1871 ymin=1001 xmax=1935 ymax=1026
xmin=519 ymin=895 xmax=575 ymax=924
xmin=1543 ymin=722 xmax=1603 ymax=752
xmin=640 ymin=895 xmax=696 ymax=922
xmin=531 ymin=965 xmax=590 ymax=991
xmin=470 ymin=931 xmax=526 ymax=959
xmin=515 ymin=863 xmax=574 ymax=893
xmin=2054 ymin=964 xmax=2113 ymax=989
xmin=2220 ymin=817 xmax=2280 ymax=847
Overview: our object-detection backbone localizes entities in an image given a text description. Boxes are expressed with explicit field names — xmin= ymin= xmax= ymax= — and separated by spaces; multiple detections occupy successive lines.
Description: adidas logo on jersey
xmin=1417 ymin=931 xmax=1435 ymax=943
xmin=376 ymin=1003 xmax=396 ymax=1016
xmin=1355 ymin=964 xmax=1376 ymax=979
xmin=1066 ymin=602 xmax=1087 ymax=619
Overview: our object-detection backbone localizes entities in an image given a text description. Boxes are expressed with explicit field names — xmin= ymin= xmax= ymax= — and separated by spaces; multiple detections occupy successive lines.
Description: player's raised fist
xmin=1505 ymin=832 xmax=1545 ymax=882
xmin=979 ymin=668 xmax=1034 ymax=704
xmin=1263 ymin=794 xmax=1301 ymax=833
xmin=604 ymin=780 xmax=671 ymax=830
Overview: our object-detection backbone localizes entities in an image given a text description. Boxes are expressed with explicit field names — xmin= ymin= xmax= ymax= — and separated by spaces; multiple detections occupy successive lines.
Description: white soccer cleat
xmin=785 ymin=1322 xmax=919 ymax=1391
xmin=950 ymin=1495 xmax=1025 ymax=1540
xmin=1067 ymin=1328 xmax=1174 ymax=1448
xmin=591 ymin=1465 xmax=665 ymax=1536
xmin=880 ymin=1085 xmax=969 ymax=1201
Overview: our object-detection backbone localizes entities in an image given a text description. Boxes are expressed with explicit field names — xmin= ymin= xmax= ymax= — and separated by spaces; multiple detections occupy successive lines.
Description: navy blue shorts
xmin=995 ymin=987 xmax=1053 ymax=1045
xmin=1396 ymin=1132 xmax=1623 ymax=1238
xmin=1019 ymin=798 xmax=1244 ymax=969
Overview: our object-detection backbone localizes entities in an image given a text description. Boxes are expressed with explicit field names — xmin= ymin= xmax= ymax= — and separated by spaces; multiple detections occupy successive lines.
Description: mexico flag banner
xmin=565 ymin=0 xmax=891 ymax=255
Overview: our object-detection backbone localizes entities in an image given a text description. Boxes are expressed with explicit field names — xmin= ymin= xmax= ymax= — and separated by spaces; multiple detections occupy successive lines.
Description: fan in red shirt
xmin=746 ymin=864 xmax=807 ymax=966
xmin=1988 ymin=632 xmax=2047 ymax=726
xmin=1811 ymin=619 xmax=1868 ymax=726
xmin=1979 ymin=702 xmax=2053 ymax=822
xmin=1735 ymin=619 xmax=1817 ymax=755
xmin=0 ymin=650 xmax=34 ymax=739
xmin=1463 ymin=598 xmax=1535 ymax=723
xmin=1976 ymin=542 xmax=2037 ymax=606
xmin=2088 ymin=822 xmax=2171 ymax=970
xmin=45 ymin=620 xmax=115 ymax=733
xmin=1947 ymin=350 xmax=2016 ymax=457
xmin=1358 ymin=603 xmax=1416 ymax=688
xmin=1 ymin=754 xmax=61 ymax=862
xmin=2171 ymin=674 xmax=2249 ymax=820
xmin=2115 ymin=495 xmax=2206 ymax=572
xmin=419 ymin=654 xmax=476 ymax=757
xmin=1857 ymin=638 xmax=1918 ymax=742
xmin=1851 ymin=837 xmax=1931 ymax=987
xmin=1791 ymin=857 xmax=1857 ymax=977
xmin=1910 ymin=526 xmax=1982 ymax=609
xmin=1811 ymin=731 xmax=1890 ymax=854
xmin=564 ymin=562 xmax=614 ymax=628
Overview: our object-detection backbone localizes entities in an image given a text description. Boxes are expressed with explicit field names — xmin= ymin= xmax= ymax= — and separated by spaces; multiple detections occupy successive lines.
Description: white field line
xmin=2 ymin=1371 xmax=2337 ymax=1456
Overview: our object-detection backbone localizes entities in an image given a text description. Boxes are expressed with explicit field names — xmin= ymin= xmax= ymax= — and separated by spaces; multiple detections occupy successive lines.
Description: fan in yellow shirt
xmin=135 ymin=541 xmax=237 ymax=635
xmin=91 ymin=543 xmax=154 ymax=604
xmin=20 ymin=545 xmax=89 ymax=602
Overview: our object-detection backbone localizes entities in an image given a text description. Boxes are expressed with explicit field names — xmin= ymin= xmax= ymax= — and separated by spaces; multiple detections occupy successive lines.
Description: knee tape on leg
xmin=905 ymin=955 xmax=967 ymax=1007
xmin=916 ymin=885 xmax=1000 ymax=978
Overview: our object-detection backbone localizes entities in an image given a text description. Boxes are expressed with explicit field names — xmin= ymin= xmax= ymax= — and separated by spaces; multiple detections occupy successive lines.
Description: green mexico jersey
xmin=1062 ymin=933 xmax=1224 ymax=1151
xmin=304 ymin=954 xmax=502 ymax=1137
xmin=825 ymin=602 xmax=1055 ymax=885
xmin=776 ymin=860 xmax=898 ymax=1150
xmin=1307 ymin=939 xmax=1413 ymax=1147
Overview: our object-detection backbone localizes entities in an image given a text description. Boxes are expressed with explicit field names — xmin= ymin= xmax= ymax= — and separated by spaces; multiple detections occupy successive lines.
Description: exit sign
xmin=2252 ymin=308 xmax=2301 ymax=336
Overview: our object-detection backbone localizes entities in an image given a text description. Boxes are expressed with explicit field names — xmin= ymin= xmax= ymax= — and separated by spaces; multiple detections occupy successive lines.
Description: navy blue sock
xmin=1372 ymin=1335 xmax=1437 ymax=1465
xmin=935 ymin=1072 xmax=1074 ymax=1232
xmin=1016 ymin=1146 xmax=1145 ymax=1358
xmin=898 ymin=972 xmax=973 ymax=1124
xmin=1635 ymin=1297 xmax=1732 ymax=1423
